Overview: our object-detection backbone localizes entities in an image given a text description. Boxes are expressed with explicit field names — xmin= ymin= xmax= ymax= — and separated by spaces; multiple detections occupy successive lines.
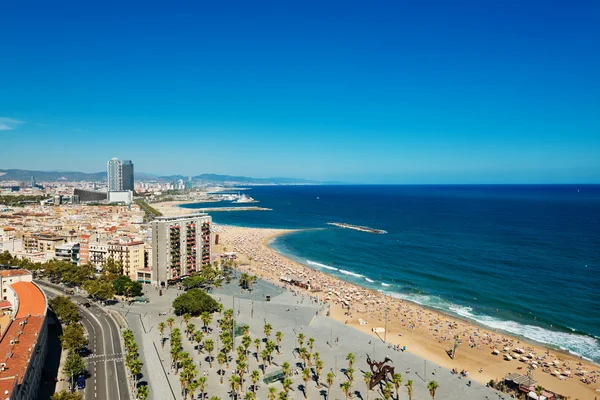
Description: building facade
xmin=150 ymin=214 xmax=212 ymax=286
xmin=107 ymin=157 xmax=123 ymax=192
xmin=107 ymin=240 xmax=145 ymax=281
xmin=121 ymin=160 xmax=134 ymax=191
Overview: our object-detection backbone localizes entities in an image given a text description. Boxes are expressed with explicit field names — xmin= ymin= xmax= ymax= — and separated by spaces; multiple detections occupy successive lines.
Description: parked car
xmin=77 ymin=374 xmax=85 ymax=390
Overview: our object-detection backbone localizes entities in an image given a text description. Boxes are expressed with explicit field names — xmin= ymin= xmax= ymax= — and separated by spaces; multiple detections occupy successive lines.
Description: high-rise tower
xmin=107 ymin=157 xmax=123 ymax=192
xmin=121 ymin=160 xmax=134 ymax=191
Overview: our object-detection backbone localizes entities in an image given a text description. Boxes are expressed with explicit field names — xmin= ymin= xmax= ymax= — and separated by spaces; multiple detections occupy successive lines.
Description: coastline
xmin=154 ymin=199 xmax=599 ymax=398
xmin=213 ymin=223 xmax=599 ymax=399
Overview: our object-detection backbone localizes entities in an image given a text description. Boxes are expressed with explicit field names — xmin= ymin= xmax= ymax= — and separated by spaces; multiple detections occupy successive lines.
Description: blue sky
xmin=1 ymin=1 xmax=599 ymax=183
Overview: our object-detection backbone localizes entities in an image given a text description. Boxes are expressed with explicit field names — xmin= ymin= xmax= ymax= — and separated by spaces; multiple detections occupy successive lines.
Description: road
xmin=38 ymin=281 xmax=130 ymax=400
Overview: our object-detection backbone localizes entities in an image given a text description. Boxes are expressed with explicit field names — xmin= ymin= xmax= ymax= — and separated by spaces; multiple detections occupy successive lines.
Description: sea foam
xmin=306 ymin=260 xmax=338 ymax=271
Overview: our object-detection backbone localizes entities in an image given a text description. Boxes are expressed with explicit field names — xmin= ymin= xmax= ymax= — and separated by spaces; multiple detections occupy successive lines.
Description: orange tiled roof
xmin=11 ymin=282 xmax=46 ymax=318
xmin=0 ymin=270 xmax=29 ymax=278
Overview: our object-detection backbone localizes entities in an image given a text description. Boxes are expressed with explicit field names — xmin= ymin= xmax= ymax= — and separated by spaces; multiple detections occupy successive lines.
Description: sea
xmin=182 ymin=185 xmax=600 ymax=363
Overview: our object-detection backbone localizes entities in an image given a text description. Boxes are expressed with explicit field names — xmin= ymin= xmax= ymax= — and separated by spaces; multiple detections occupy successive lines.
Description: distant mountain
xmin=0 ymin=169 xmax=338 ymax=185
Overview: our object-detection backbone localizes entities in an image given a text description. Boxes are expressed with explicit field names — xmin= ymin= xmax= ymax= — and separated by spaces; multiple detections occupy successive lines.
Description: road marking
xmin=309 ymin=315 xmax=318 ymax=326
xmin=84 ymin=306 xmax=110 ymax=399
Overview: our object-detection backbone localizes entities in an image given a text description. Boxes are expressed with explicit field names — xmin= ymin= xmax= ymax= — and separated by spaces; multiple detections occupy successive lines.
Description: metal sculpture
xmin=366 ymin=354 xmax=395 ymax=389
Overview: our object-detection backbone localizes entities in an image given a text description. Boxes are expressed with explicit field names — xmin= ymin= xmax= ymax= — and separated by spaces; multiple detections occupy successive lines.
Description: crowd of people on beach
xmin=212 ymin=223 xmax=600 ymax=396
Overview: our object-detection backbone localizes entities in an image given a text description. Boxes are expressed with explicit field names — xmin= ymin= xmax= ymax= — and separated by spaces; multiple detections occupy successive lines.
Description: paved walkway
xmin=112 ymin=279 xmax=509 ymax=400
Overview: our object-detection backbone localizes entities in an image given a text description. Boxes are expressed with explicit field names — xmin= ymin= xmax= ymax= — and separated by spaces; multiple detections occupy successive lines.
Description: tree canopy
xmin=172 ymin=288 xmax=220 ymax=316
xmin=113 ymin=275 xmax=143 ymax=297
xmin=48 ymin=296 xmax=81 ymax=324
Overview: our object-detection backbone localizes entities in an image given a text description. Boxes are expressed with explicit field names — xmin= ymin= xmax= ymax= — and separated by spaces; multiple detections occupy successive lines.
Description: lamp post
xmin=384 ymin=307 xmax=390 ymax=343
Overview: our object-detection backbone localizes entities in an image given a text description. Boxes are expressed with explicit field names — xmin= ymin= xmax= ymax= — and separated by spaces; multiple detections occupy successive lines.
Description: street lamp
xmin=384 ymin=307 xmax=390 ymax=343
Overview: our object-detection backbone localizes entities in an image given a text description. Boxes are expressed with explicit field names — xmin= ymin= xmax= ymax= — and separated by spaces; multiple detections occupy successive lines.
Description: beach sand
xmin=158 ymin=201 xmax=600 ymax=398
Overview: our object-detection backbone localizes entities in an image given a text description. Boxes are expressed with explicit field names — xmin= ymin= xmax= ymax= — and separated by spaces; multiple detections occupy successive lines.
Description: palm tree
xmin=315 ymin=359 xmax=324 ymax=387
xmin=229 ymin=375 xmax=241 ymax=400
xmin=158 ymin=322 xmax=166 ymax=348
xmin=392 ymin=373 xmax=403 ymax=399
xmin=260 ymin=349 xmax=269 ymax=374
xmin=383 ymin=382 xmax=393 ymax=400
xmin=187 ymin=380 xmax=199 ymax=400
xmin=217 ymin=352 xmax=227 ymax=383
xmin=299 ymin=347 xmax=308 ymax=368
xmin=198 ymin=376 xmax=207 ymax=400
xmin=363 ymin=371 xmax=372 ymax=399
xmin=297 ymin=333 xmax=305 ymax=349
xmin=268 ymin=386 xmax=277 ymax=400
xmin=302 ymin=368 xmax=311 ymax=398
xmin=186 ymin=322 xmax=196 ymax=341
xmin=264 ymin=323 xmax=272 ymax=340
xmin=210 ymin=397 xmax=222 ymax=400
xmin=237 ymin=360 xmax=247 ymax=392
xmin=346 ymin=367 xmax=355 ymax=384
xmin=275 ymin=331 xmax=283 ymax=354
xmin=183 ymin=313 xmax=192 ymax=327
xmin=405 ymin=380 xmax=413 ymax=400
xmin=242 ymin=335 xmax=252 ymax=358
xmin=244 ymin=393 xmax=255 ymax=400
xmin=167 ymin=317 xmax=175 ymax=334
xmin=278 ymin=392 xmax=288 ymax=400
xmin=307 ymin=337 xmax=315 ymax=353
xmin=341 ymin=381 xmax=351 ymax=400
xmin=129 ymin=358 xmax=143 ymax=389
xmin=282 ymin=361 xmax=291 ymax=378
xmin=346 ymin=352 xmax=355 ymax=368
xmin=201 ymin=311 xmax=213 ymax=332
xmin=326 ymin=372 xmax=335 ymax=399
xmin=535 ymin=385 xmax=544 ymax=400
xmin=427 ymin=380 xmax=439 ymax=400
xmin=251 ymin=369 xmax=260 ymax=394
xmin=137 ymin=384 xmax=149 ymax=400
xmin=254 ymin=338 xmax=261 ymax=362
xmin=194 ymin=331 xmax=204 ymax=354
xmin=282 ymin=377 xmax=293 ymax=394
xmin=204 ymin=339 xmax=215 ymax=368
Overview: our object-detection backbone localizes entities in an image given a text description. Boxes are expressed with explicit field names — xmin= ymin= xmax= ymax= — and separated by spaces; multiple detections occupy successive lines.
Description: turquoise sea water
xmin=182 ymin=185 xmax=600 ymax=362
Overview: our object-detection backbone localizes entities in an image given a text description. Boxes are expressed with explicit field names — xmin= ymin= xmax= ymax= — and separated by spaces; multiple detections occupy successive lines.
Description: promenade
xmin=111 ymin=277 xmax=507 ymax=400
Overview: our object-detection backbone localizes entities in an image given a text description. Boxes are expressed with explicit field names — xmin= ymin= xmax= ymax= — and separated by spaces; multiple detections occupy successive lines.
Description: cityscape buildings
xmin=107 ymin=157 xmax=122 ymax=192
xmin=121 ymin=160 xmax=134 ymax=191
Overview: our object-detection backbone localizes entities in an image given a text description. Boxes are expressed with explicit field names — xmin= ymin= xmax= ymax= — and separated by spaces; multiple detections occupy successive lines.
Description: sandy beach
xmin=158 ymin=201 xmax=600 ymax=399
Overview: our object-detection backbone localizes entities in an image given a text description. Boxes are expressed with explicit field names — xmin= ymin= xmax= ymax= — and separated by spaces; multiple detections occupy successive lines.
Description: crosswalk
xmin=85 ymin=353 xmax=123 ymax=365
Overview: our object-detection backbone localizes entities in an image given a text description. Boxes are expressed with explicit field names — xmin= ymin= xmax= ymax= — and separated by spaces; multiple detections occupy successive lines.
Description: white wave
xmin=449 ymin=305 xmax=475 ymax=318
xmin=365 ymin=277 xmax=375 ymax=283
xmin=306 ymin=260 xmax=338 ymax=271
xmin=339 ymin=269 xmax=364 ymax=278
xmin=470 ymin=315 xmax=600 ymax=361
xmin=381 ymin=282 xmax=392 ymax=287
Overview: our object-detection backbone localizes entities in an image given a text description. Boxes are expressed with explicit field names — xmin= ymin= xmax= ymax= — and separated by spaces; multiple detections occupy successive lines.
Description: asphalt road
xmin=37 ymin=281 xmax=129 ymax=400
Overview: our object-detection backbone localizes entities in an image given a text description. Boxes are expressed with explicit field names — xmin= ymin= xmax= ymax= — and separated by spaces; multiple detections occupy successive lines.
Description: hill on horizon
xmin=0 ymin=168 xmax=335 ymax=185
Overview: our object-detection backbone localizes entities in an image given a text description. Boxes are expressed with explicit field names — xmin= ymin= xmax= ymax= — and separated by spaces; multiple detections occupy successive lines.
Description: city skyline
xmin=1 ymin=1 xmax=599 ymax=184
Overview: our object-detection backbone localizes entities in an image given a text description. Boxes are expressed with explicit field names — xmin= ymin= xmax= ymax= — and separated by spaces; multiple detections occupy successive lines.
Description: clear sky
xmin=1 ymin=1 xmax=599 ymax=183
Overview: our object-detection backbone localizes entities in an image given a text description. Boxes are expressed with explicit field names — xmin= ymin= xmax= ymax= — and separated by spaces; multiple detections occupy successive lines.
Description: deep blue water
xmin=183 ymin=185 xmax=600 ymax=362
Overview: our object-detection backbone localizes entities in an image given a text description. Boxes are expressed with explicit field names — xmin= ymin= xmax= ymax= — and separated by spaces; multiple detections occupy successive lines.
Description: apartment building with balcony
xmin=107 ymin=240 xmax=145 ymax=281
xmin=150 ymin=214 xmax=212 ymax=286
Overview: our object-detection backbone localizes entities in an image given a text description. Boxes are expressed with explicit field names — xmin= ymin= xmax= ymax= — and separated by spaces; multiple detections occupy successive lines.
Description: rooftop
xmin=0 ymin=270 xmax=30 ymax=278
xmin=152 ymin=213 xmax=209 ymax=222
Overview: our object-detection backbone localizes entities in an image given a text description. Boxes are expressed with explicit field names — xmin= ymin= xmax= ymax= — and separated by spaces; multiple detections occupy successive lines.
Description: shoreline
xmin=212 ymin=223 xmax=600 ymax=399
xmin=153 ymin=199 xmax=599 ymax=398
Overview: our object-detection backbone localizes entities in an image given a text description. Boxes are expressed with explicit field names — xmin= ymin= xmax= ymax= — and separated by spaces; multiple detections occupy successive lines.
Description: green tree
xmin=251 ymin=369 xmax=260 ymax=394
xmin=302 ymin=368 xmax=311 ymax=398
xmin=172 ymin=288 xmax=220 ymax=316
xmin=60 ymin=323 xmax=88 ymax=351
xmin=198 ymin=376 xmax=207 ymax=400
xmin=48 ymin=296 xmax=80 ymax=324
xmin=282 ymin=377 xmax=293 ymax=394
xmin=200 ymin=311 xmax=213 ymax=332
xmin=217 ymin=352 xmax=227 ymax=383
xmin=263 ymin=323 xmax=272 ymax=340
xmin=254 ymin=338 xmax=261 ymax=362
xmin=341 ymin=381 xmax=351 ymax=400
xmin=363 ymin=371 xmax=372 ymax=400
xmin=268 ymin=387 xmax=277 ymax=400
xmin=204 ymin=338 xmax=214 ymax=368
xmin=137 ymin=384 xmax=149 ymax=400
xmin=326 ymin=372 xmax=335 ymax=399
xmin=83 ymin=279 xmax=115 ymax=300
xmin=63 ymin=352 xmax=86 ymax=388
xmin=158 ymin=322 xmax=166 ymax=348
xmin=282 ymin=361 xmax=291 ymax=377
xmin=427 ymin=380 xmax=439 ymax=400
xmin=51 ymin=391 xmax=83 ymax=400
xmin=405 ymin=380 xmax=413 ymax=400
xmin=393 ymin=373 xmax=403 ymax=400
xmin=275 ymin=331 xmax=283 ymax=354
xmin=383 ymin=382 xmax=393 ymax=400
xmin=346 ymin=352 xmax=355 ymax=368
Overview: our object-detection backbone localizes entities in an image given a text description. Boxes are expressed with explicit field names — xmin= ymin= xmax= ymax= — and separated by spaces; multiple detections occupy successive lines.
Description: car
xmin=77 ymin=374 xmax=86 ymax=390
xmin=82 ymin=302 xmax=91 ymax=308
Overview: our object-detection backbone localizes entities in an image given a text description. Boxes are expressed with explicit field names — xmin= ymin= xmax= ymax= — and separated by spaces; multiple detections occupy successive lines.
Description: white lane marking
xmin=85 ymin=307 xmax=110 ymax=399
